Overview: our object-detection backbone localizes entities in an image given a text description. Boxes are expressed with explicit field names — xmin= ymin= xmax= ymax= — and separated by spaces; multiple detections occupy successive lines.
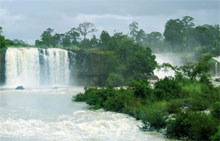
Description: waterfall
xmin=154 ymin=53 xmax=183 ymax=79
xmin=5 ymin=48 xmax=72 ymax=88
xmin=213 ymin=56 xmax=220 ymax=77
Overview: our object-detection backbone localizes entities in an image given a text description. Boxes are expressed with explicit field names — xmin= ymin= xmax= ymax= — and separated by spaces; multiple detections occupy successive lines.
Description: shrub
xmin=106 ymin=72 xmax=124 ymax=87
xmin=128 ymin=79 xmax=152 ymax=98
xmin=189 ymin=112 xmax=218 ymax=140
xmin=154 ymin=77 xmax=181 ymax=100
xmin=210 ymin=125 xmax=220 ymax=141
xmin=103 ymin=90 xmax=129 ymax=112
xmin=211 ymin=101 xmax=220 ymax=119
xmin=140 ymin=101 xmax=168 ymax=130
xmin=166 ymin=111 xmax=218 ymax=140
xmin=166 ymin=99 xmax=185 ymax=114
xmin=74 ymin=87 xmax=116 ymax=109
xmin=74 ymin=93 xmax=86 ymax=101
xmin=166 ymin=112 xmax=191 ymax=139
xmin=187 ymin=97 xmax=209 ymax=111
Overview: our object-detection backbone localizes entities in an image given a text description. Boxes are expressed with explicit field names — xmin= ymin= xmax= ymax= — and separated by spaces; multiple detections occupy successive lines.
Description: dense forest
xmin=33 ymin=16 xmax=219 ymax=57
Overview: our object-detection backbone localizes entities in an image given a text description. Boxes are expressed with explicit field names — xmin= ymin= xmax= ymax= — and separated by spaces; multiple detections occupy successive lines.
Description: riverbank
xmin=73 ymin=58 xmax=220 ymax=140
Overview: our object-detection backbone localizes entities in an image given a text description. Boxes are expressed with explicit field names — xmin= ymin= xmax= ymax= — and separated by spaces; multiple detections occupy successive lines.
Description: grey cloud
xmin=0 ymin=0 xmax=219 ymax=44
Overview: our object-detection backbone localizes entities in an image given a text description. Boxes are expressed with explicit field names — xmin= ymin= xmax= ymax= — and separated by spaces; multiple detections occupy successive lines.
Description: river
xmin=0 ymin=87 xmax=168 ymax=141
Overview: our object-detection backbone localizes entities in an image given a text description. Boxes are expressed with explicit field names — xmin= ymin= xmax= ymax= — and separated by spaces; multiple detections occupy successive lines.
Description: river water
xmin=0 ymin=87 xmax=167 ymax=141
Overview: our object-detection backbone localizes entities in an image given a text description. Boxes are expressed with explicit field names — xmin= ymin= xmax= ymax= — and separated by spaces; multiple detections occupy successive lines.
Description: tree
xmin=62 ymin=34 xmax=71 ymax=47
xmin=90 ymin=35 xmax=99 ymax=47
xmin=182 ymin=16 xmax=195 ymax=30
xmin=146 ymin=32 xmax=163 ymax=43
xmin=129 ymin=21 xmax=139 ymax=40
xmin=67 ymin=27 xmax=80 ymax=44
xmin=77 ymin=22 xmax=97 ymax=39
xmin=164 ymin=19 xmax=184 ymax=49
xmin=0 ymin=26 xmax=6 ymax=48
xmin=0 ymin=35 xmax=6 ymax=48
xmin=195 ymin=25 xmax=215 ymax=47
xmin=0 ymin=26 xmax=2 ymax=35
xmin=181 ymin=16 xmax=196 ymax=48
xmin=53 ymin=33 xmax=62 ymax=47
xmin=100 ymin=30 xmax=111 ymax=46
xmin=41 ymin=28 xmax=54 ymax=47
xmin=136 ymin=29 xmax=145 ymax=42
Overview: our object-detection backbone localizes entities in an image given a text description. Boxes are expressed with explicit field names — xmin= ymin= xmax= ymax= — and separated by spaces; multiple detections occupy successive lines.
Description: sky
xmin=0 ymin=0 xmax=219 ymax=44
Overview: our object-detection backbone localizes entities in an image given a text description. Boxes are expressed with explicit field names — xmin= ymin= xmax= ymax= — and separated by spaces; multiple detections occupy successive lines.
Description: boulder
xmin=16 ymin=86 xmax=24 ymax=90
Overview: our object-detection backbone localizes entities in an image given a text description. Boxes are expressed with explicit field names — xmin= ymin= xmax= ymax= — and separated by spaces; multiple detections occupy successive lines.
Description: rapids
xmin=0 ymin=88 xmax=167 ymax=141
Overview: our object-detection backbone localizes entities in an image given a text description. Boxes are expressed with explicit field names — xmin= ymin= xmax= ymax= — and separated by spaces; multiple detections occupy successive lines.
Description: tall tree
xmin=41 ymin=28 xmax=54 ymax=47
xmin=67 ymin=27 xmax=80 ymax=44
xmin=0 ymin=26 xmax=2 ymax=35
xmin=195 ymin=25 xmax=216 ymax=47
xmin=182 ymin=16 xmax=195 ymax=30
xmin=0 ymin=26 xmax=6 ymax=48
xmin=53 ymin=33 xmax=62 ymax=47
xmin=100 ymin=30 xmax=111 ymax=46
xmin=62 ymin=34 xmax=71 ymax=47
xmin=129 ymin=21 xmax=139 ymax=40
xmin=136 ymin=29 xmax=145 ymax=42
xmin=77 ymin=22 xmax=97 ymax=39
xmin=164 ymin=19 xmax=184 ymax=48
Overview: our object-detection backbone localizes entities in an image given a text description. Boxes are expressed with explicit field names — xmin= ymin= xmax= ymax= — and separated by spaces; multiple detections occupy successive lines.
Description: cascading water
xmin=154 ymin=53 xmax=183 ymax=79
xmin=5 ymin=48 xmax=71 ymax=88
xmin=212 ymin=56 xmax=220 ymax=77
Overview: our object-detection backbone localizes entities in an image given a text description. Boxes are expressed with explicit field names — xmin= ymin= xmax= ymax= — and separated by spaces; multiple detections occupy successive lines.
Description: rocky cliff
xmin=0 ymin=48 xmax=6 ymax=85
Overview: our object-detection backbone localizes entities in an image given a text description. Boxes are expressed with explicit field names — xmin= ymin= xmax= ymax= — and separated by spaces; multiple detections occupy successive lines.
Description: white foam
xmin=0 ymin=88 xmax=167 ymax=140
xmin=154 ymin=53 xmax=183 ymax=79
xmin=0 ymin=110 xmax=166 ymax=141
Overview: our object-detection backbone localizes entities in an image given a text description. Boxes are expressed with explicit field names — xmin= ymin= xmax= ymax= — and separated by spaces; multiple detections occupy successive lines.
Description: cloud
xmin=0 ymin=0 xmax=14 ymax=2
xmin=0 ymin=8 xmax=24 ymax=28
xmin=0 ymin=0 xmax=219 ymax=44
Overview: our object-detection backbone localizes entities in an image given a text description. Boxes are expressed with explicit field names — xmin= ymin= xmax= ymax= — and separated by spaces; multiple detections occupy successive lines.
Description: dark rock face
xmin=16 ymin=86 xmax=24 ymax=90
xmin=72 ymin=49 xmax=113 ymax=86
xmin=215 ymin=78 xmax=220 ymax=82
xmin=146 ymin=75 xmax=159 ymax=81
xmin=0 ymin=48 xmax=6 ymax=86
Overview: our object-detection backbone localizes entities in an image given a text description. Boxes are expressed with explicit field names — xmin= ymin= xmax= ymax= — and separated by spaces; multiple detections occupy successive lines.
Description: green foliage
xmin=154 ymin=77 xmax=181 ymax=100
xmin=35 ymin=24 xmax=157 ymax=86
xmin=74 ymin=87 xmax=116 ymax=109
xmin=74 ymin=31 xmax=157 ymax=86
xmin=0 ymin=35 xmax=6 ymax=48
xmin=128 ymin=79 xmax=152 ymax=98
xmin=103 ymin=89 xmax=132 ymax=112
xmin=106 ymin=73 xmax=124 ymax=87
xmin=164 ymin=19 xmax=184 ymax=48
xmin=140 ymin=101 xmax=168 ymax=130
xmin=77 ymin=22 xmax=97 ymax=39
xmin=211 ymin=102 xmax=220 ymax=119
xmin=167 ymin=111 xmax=218 ymax=140
xmin=0 ymin=26 xmax=29 ymax=48
xmin=166 ymin=99 xmax=185 ymax=114
xmin=166 ymin=112 xmax=191 ymax=139
xmin=74 ymin=55 xmax=220 ymax=140
xmin=210 ymin=125 xmax=220 ymax=141
xmin=129 ymin=21 xmax=139 ymax=41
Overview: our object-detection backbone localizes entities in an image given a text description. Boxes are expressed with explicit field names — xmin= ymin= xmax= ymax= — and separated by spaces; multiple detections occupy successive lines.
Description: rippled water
xmin=0 ymin=87 xmax=167 ymax=141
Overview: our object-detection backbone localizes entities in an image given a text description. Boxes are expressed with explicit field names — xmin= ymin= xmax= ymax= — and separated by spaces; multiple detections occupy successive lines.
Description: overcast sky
xmin=0 ymin=0 xmax=219 ymax=44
